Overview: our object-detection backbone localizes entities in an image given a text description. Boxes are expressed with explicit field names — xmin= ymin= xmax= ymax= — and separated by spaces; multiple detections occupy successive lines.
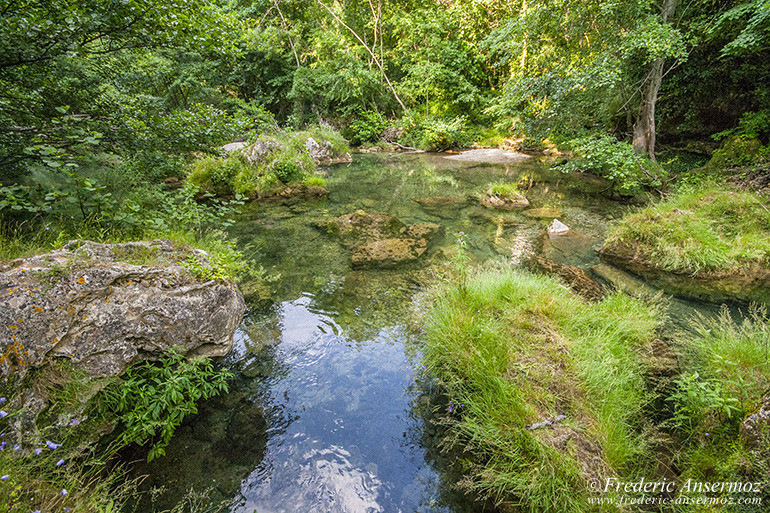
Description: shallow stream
xmin=130 ymin=152 xmax=727 ymax=512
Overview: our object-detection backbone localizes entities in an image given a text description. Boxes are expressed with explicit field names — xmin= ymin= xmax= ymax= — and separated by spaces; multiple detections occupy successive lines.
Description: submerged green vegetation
xmin=422 ymin=268 xmax=661 ymax=511
xmin=605 ymin=186 xmax=770 ymax=273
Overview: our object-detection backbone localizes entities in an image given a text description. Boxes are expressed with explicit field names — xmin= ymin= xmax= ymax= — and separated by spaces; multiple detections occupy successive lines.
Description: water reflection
xmin=134 ymin=152 xmax=714 ymax=512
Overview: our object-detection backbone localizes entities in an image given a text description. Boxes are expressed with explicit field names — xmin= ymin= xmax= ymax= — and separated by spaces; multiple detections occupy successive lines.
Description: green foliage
xmin=709 ymin=136 xmax=769 ymax=168
xmin=421 ymin=268 xmax=660 ymax=510
xmin=669 ymin=305 xmax=770 ymax=489
xmin=187 ymin=126 xmax=346 ymax=196
xmin=343 ymin=110 xmax=387 ymax=146
xmin=560 ymin=134 xmax=664 ymax=192
xmin=99 ymin=350 xmax=231 ymax=462
xmin=606 ymin=185 xmax=770 ymax=273
xmin=400 ymin=114 xmax=472 ymax=151
xmin=187 ymin=154 xmax=251 ymax=196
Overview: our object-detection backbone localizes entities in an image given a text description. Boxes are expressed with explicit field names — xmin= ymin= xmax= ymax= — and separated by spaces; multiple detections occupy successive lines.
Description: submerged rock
xmin=0 ymin=240 xmax=245 ymax=380
xmin=481 ymin=191 xmax=530 ymax=210
xmin=528 ymin=256 xmax=606 ymax=301
xmin=523 ymin=207 xmax=563 ymax=219
xmin=600 ymin=240 xmax=770 ymax=304
xmin=318 ymin=211 xmax=444 ymax=268
xmin=351 ymin=238 xmax=428 ymax=269
xmin=314 ymin=210 xmax=407 ymax=248
xmin=412 ymin=196 xmax=468 ymax=215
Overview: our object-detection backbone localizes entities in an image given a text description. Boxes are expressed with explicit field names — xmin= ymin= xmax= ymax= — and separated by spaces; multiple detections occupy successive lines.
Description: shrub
xmin=560 ymin=134 xmax=665 ymax=192
xmin=187 ymin=154 xmax=250 ymax=196
xmin=98 ymin=349 xmax=231 ymax=462
xmin=343 ymin=109 xmax=387 ymax=146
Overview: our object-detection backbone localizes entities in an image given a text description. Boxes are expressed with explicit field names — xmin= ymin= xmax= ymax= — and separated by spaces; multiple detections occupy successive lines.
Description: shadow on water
xmin=127 ymin=152 xmax=749 ymax=512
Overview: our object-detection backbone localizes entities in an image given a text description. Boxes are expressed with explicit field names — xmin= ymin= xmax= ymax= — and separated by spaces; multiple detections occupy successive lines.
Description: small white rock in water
xmin=547 ymin=219 xmax=570 ymax=236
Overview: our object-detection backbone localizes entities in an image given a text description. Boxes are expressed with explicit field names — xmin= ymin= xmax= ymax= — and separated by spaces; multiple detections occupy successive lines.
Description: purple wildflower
xmin=61 ymin=488 xmax=68 ymax=496
xmin=12 ymin=444 xmax=19 ymax=451
xmin=0 ymin=397 xmax=5 ymax=403
xmin=46 ymin=440 xmax=62 ymax=450
xmin=34 ymin=448 xmax=42 ymax=455
xmin=0 ymin=475 xmax=8 ymax=481
xmin=70 ymin=419 xmax=80 ymax=426
xmin=56 ymin=459 xmax=65 ymax=466
xmin=0 ymin=410 xmax=7 ymax=418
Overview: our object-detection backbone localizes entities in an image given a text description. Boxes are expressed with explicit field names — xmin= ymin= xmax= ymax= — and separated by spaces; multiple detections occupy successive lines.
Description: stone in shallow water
xmin=481 ymin=192 xmax=530 ymax=210
xmin=547 ymin=219 xmax=570 ymax=236
xmin=351 ymin=238 xmax=427 ymax=269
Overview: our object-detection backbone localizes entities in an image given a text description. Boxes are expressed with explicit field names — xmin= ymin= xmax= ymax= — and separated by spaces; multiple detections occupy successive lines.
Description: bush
xmin=560 ymin=134 xmax=664 ymax=192
xmin=187 ymin=154 xmax=250 ymax=196
xmin=98 ymin=349 xmax=231 ymax=462
xmin=343 ymin=109 xmax=387 ymax=146
xmin=399 ymin=113 xmax=472 ymax=151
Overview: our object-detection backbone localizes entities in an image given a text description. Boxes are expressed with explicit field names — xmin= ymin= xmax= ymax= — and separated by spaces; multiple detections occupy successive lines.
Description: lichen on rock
xmin=0 ymin=239 xmax=246 ymax=380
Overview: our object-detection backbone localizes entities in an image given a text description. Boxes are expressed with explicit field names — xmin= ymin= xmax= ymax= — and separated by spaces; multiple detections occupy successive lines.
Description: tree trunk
xmin=632 ymin=0 xmax=678 ymax=161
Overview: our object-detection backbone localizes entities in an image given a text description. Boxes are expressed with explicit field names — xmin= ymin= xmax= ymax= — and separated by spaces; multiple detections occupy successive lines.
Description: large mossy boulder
xmin=599 ymin=187 xmax=770 ymax=304
xmin=0 ymin=240 xmax=246 ymax=380
xmin=600 ymin=239 xmax=770 ymax=304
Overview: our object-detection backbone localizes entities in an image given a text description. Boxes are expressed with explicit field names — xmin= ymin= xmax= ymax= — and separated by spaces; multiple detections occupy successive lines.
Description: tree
xmin=632 ymin=0 xmax=679 ymax=160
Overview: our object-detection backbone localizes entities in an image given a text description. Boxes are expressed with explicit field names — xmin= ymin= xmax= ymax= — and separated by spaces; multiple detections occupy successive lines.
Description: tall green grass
xmin=605 ymin=186 xmax=770 ymax=273
xmin=665 ymin=307 xmax=770 ymax=511
xmin=421 ymin=268 xmax=661 ymax=511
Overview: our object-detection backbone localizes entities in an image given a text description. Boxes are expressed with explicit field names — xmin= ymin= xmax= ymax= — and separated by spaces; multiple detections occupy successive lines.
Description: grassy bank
xmin=670 ymin=306 xmax=770 ymax=510
xmin=421 ymin=268 xmax=661 ymax=511
xmin=604 ymin=185 xmax=770 ymax=274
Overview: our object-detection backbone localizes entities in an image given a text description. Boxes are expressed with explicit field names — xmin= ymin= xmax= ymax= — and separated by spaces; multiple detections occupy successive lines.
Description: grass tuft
xmin=606 ymin=185 xmax=770 ymax=273
xmin=421 ymin=268 xmax=661 ymax=511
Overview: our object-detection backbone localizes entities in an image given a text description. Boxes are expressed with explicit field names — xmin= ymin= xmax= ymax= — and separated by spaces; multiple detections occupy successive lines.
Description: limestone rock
xmin=547 ymin=219 xmax=570 ymax=236
xmin=0 ymin=240 xmax=246 ymax=380
xmin=444 ymin=149 xmax=531 ymax=163
xmin=351 ymin=238 xmax=427 ymax=269
xmin=406 ymin=222 xmax=444 ymax=243
xmin=304 ymin=137 xmax=352 ymax=165
xmin=600 ymin=239 xmax=770 ymax=304
xmin=314 ymin=211 xmax=407 ymax=248
xmin=529 ymin=256 xmax=606 ymax=301
xmin=741 ymin=396 xmax=770 ymax=448
xmin=241 ymin=137 xmax=281 ymax=165
xmin=221 ymin=141 xmax=248 ymax=153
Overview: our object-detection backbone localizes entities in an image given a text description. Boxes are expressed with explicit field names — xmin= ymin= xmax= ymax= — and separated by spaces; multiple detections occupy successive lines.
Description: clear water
xmin=129 ymin=153 xmax=727 ymax=512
